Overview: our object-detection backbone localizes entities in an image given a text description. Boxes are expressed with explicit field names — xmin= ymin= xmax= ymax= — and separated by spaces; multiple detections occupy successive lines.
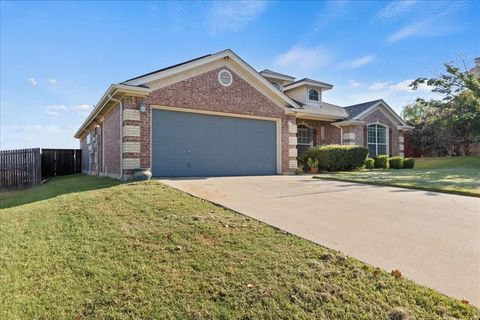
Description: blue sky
xmin=1 ymin=0 xmax=479 ymax=149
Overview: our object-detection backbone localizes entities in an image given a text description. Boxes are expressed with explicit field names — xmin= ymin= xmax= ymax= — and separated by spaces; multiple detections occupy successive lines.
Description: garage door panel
xmin=152 ymin=109 xmax=277 ymax=177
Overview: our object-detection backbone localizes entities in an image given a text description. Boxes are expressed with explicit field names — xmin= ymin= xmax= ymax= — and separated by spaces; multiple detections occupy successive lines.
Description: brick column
xmin=341 ymin=125 xmax=364 ymax=146
xmin=286 ymin=115 xmax=298 ymax=172
xmin=121 ymin=96 xmax=143 ymax=179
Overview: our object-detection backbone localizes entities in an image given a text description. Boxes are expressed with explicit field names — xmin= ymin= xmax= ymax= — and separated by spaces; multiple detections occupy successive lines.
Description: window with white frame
xmin=297 ymin=124 xmax=314 ymax=155
xmin=367 ymin=124 xmax=388 ymax=156
xmin=308 ymin=89 xmax=319 ymax=101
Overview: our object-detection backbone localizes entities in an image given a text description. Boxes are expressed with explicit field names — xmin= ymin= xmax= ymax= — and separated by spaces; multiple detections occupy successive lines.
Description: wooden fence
xmin=41 ymin=149 xmax=82 ymax=177
xmin=0 ymin=148 xmax=42 ymax=190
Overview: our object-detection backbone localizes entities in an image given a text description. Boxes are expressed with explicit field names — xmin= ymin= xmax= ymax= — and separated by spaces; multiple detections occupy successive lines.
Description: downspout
xmin=108 ymin=93 xmax=123 ymax=180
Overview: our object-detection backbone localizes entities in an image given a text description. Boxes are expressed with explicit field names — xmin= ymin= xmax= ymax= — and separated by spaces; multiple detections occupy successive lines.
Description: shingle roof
xmin=285 ymin=78 xmax=333 ymax=88
xmin=344 ymin=99 xmax=382 ymax=118
xmin=259 ymin=69 xmax=295 ymax=81
xmin=293 ymin=99 xmax=348 ymax=118
xmin=122 ymin=54 xmax=212 ymax=83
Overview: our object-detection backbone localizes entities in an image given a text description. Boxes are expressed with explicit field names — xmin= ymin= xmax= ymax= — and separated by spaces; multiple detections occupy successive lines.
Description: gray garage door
xmin=151 ymin=109 xmax=277 ymax=177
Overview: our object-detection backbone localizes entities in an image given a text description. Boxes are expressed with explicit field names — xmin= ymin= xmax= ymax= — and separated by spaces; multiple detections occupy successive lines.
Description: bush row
xmin=299 ymin=145 xmax=368 ymax=171
xmin=364 ymin=156 xmax=415 ymax=169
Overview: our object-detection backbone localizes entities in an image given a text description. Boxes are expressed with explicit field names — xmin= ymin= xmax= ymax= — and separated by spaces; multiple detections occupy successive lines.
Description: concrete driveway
xmin=159 ymin=175 xmax=480 ymax=305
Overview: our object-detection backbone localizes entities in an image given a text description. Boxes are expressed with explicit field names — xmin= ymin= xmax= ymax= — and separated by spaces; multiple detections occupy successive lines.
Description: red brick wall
xmin=296 ymin=119 xmax=341 ymax=146
xmin=141 ymin=67 xmax=295 ymax=173
xmin=343 ymin=125 xmax=364 ymax=146
xmin=102 ymin=106 xmax=120 ymax=175
xmin=361 ymin=109 xmax=400 ymax=156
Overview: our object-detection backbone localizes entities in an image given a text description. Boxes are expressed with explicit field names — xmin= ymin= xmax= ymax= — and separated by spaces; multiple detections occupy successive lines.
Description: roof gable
xmin=123 ymin=49 xmax=300 ymax=110
xmin=347 ymin=99 xmax=406 ymax=126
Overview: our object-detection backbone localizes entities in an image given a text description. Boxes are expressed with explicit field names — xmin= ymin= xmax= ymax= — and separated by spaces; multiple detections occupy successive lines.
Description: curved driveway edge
xmin=159 ymin=175 xmax=480 ymax=306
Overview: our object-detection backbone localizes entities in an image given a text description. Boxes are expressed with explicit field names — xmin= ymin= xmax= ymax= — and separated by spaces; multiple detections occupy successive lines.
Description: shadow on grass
xmin=0 ymin=174 xmax=121 ymax=210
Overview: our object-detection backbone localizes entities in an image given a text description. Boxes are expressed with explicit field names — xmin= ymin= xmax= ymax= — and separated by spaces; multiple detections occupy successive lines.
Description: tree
xmin=408 ymin=62 xmax=480 ymax=155
xmin=402 ymin=99 xmax=454 ymax=156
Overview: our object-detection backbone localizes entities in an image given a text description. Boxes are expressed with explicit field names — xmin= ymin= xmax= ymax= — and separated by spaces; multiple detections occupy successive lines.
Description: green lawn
xmin=315 ymin=156 xmax=480 ymax=197
xmin=1 ymin=176 xmax=478 ymax=319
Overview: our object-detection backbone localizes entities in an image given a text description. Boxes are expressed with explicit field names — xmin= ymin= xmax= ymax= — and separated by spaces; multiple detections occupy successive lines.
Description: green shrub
xmin=403 ymin=157 xmax=415 ymax=169
xmin=388 ymin=156 xmax=404 ymax=169
xmin=364 ymin=158 xmax=375 ymax=169
xmin=299 ymin=145 xmax=368 ymax=171
xmin=374 ymin=155 xmax=389 ymax=169
xmin=306 ymin=158 xmax=319 ymax=169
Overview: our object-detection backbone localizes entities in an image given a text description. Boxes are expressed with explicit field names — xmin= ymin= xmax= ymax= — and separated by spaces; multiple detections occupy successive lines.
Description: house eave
xmin=333 ymin=120 xmax=365 ymax=127
xmin=284 ymin=80 xmax=333 ymax=92
xmin=74 ymin=84 xmax=150 ymax=139
xmin=294 ymin=111 xmax=345 ymax=121
xmin=259 ymin=70 xmax=295 ymax=82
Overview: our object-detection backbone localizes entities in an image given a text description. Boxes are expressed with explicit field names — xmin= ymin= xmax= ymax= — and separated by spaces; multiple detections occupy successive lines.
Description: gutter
xmin=74 ymin=84 xmax=150 ymax=139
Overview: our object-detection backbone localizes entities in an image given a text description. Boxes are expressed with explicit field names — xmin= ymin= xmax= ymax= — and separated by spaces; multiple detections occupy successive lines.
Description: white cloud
xmin=348 ymin=80 xmax=362 ymax=88
xmin=1 ymin=124 xmax=77 ymax=149
xmin=47 ymin=105 xmax=67 ymax=111
xmin=209 ymin=1 xmax=267 ymax=34
xmin=28 ymin=77 xmax=37 ymax=86
xmin=389 ymin=79 xmax=433 ymax=92
xmin=385 ymin=2 xmax=466 ymax=43
xmin=368 ymin=82 xmax=390 ymax=91
xmin=374 ymin=0 xmax=416 ymax=21
xmin=44 ymin=110 xmax=59 ymax=117
xmin=387 ymin=19 xmax=433 ymax=43
xmin=274 ymin=45 xmax=333 ymax=70
xmin=338 ymin=54 xmax=375 ymax=69
xmin=48 ymin=78 xmax=58 ymax=84
xmin=43 ymin=104 xmax=92 ymax=118
xmin=69 ymin=104 xmax=93 ymax=117
xmin=9 ymin=124 xmax=63 ymax=134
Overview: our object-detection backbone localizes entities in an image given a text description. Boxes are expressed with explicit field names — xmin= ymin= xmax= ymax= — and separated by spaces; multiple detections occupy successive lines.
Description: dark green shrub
xmin=388 ymin=156 xmax=404 ymax=169
xmin=374 ymin=155 xmax=389 ymax=169
xmin=364 ymin=158 xmax=375 ymax=169
xmin=403 ymin=157 xmax=415 ymax=169
xmin=298 ymin=145 xmax=368 ymax=171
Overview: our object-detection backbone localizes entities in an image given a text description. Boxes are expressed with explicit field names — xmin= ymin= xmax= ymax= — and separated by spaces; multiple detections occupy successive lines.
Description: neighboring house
xmin=75 ymin=49 xmax=412 ymax=179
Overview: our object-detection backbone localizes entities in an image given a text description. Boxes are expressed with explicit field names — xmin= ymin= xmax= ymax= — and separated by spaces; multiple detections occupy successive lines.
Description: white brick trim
xmin=399 ymin=136 xmax=404 ymax=143
xmin=122 ymin=158 xmax=140 ymax=169
xmin=289 ymin=148 xmax=298 ymax=157
xmin=289 ymin=160 xmax=298 ymax=169
xmin=289 ymin=125 xmax=297 ymax=134
xmin=123 ymin=109 xmax=140 ymax=121
xmin=123 ymin=142 xmax=140 ymax=153
xmin=123 ymin=125 xmax=140 ymax=137
xmin=343 ymin=132 xmax=355 ymax=140
xmin=399 ymin=143 xmax=404 ymax=151
xmin=288 ymin=136 xmax=297 ymax=145
xmin=399 ymin=152 xmax=404 ymax=157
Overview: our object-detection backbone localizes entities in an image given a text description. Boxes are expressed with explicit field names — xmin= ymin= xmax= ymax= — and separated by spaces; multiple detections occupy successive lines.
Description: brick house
xmin=74 ymin=49 xmax=412 ymax=179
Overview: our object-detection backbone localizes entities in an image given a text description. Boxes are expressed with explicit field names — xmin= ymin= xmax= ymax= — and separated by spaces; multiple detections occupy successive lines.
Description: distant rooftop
xmin=259 ymin=69 xmax=295 ymax=81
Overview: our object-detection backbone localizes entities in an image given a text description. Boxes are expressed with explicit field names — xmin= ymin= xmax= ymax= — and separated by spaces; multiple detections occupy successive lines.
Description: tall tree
xmin=408 ymin=62 xmax=480 ymax=155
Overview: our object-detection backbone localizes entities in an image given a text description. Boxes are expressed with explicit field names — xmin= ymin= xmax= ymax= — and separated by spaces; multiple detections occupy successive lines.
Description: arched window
xmin=308 ymin=89 xmax=319 ymax=101
xmin=367 ymin=124 xmax=388 ymax=156
xmin=271 ymin=82 xmax=281 ymax=90
xmin=297 ymin=124 xmax=314 ymax=155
